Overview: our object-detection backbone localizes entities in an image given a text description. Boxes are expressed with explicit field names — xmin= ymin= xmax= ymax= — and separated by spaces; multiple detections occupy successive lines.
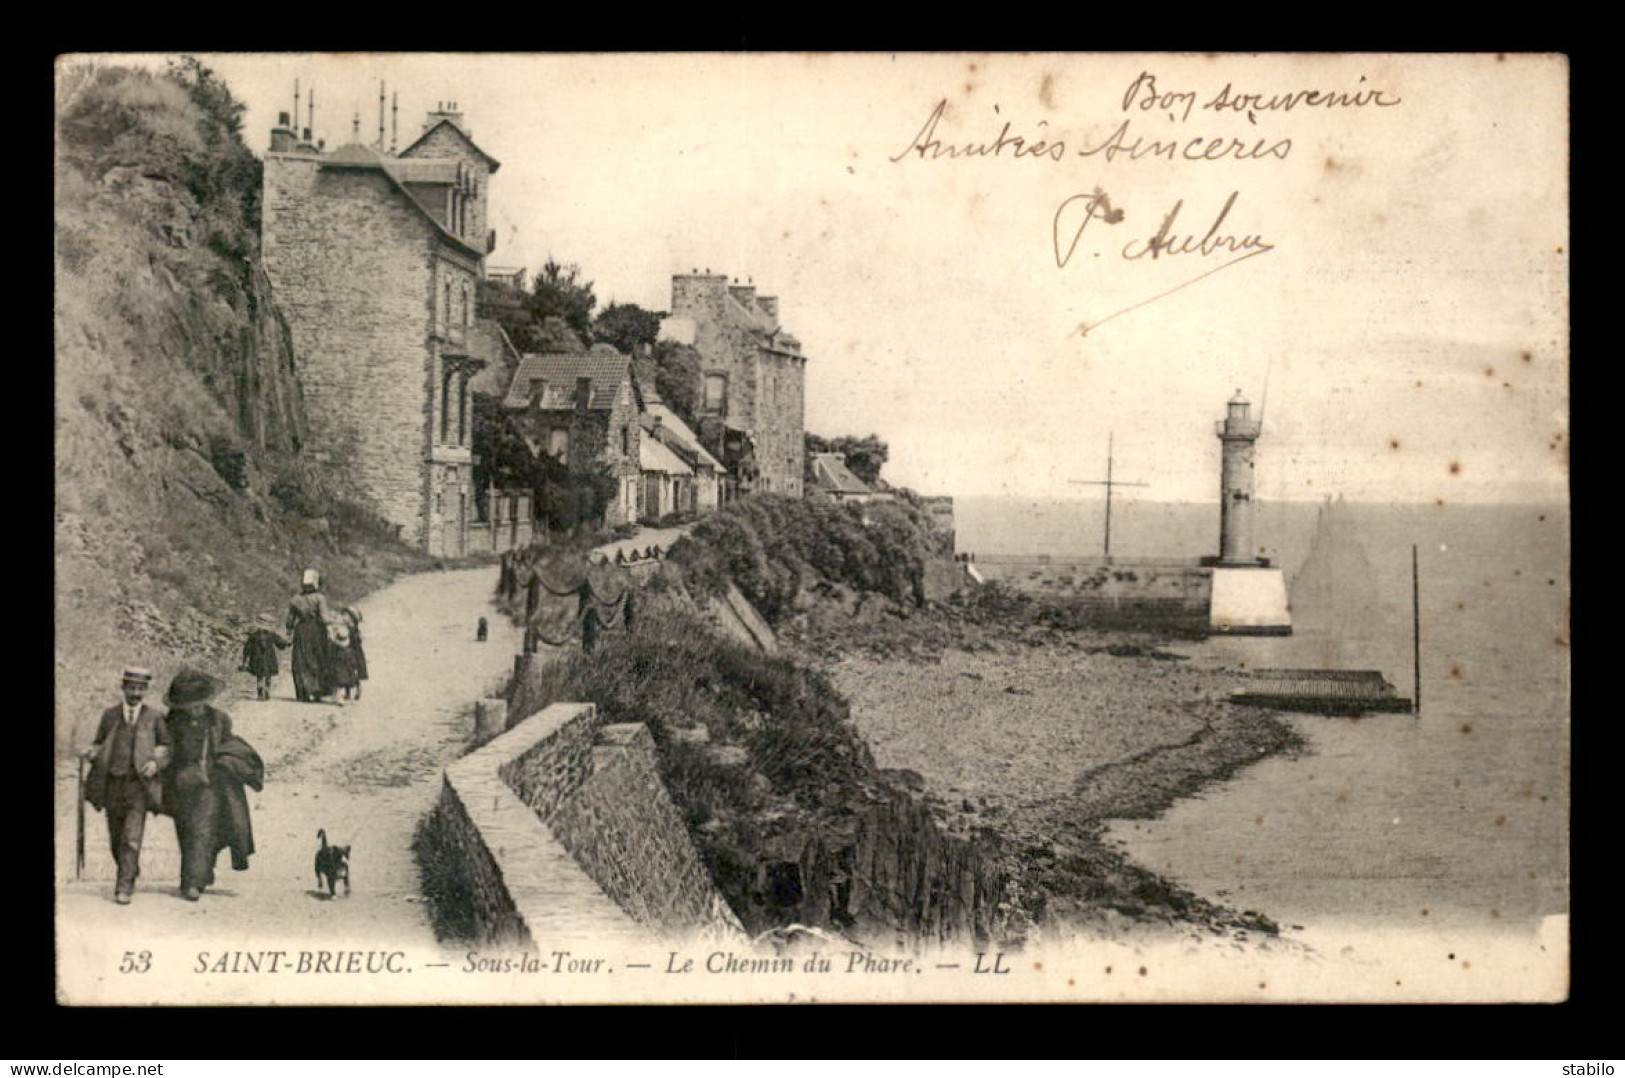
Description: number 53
xmin=119 ymin=950 xmax=152 ymax=973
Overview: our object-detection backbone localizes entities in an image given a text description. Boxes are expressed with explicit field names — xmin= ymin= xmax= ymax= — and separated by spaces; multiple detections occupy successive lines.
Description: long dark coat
xmin=163 ymin=706 xmax=258 ymax=879
xmin=240 ymin=629 xmax=285 ymax=679
xmin=286 ymin=591 xmax=334 ymax=700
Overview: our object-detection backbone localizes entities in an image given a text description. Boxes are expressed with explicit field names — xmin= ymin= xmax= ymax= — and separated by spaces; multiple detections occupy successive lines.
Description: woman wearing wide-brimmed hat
xmin=285 ymin=569 xmax=337 ymax=704
xmin=161 ymin=667 xmax=262 ymax=901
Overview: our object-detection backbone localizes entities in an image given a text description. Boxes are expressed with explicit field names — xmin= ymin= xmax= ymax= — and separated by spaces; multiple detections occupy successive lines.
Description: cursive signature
xmin=1053 ymin=188 xmax=1274 ymax=267
xmin=1120 ymin=190 xmax=1274 ymax=261
xmin=1052 ymin=188 xmax=1278 ymax=336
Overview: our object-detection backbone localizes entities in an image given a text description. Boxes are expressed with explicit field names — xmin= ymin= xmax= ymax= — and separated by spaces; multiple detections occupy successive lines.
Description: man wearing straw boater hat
xmin=82 ymin=666 xmax=171 ymax=905
xmin=163 ymin=666 xmax=262 ymax=901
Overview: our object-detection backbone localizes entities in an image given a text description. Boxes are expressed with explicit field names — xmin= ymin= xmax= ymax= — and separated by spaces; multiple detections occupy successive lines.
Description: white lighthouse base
xmin=1209 ymin=567 xmax=1292 ymax=635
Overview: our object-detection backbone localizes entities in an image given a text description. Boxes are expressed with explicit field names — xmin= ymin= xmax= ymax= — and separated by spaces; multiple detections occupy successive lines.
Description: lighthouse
xmin=1205 ymin=389 xmax=1291 ymax=634
xmin=1216 ymin=389 xmax=1263 ymax=566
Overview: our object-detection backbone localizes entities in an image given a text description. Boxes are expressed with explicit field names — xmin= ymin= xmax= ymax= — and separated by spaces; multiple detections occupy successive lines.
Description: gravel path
xmin=56 ymin=566 xmax=523 ymax=992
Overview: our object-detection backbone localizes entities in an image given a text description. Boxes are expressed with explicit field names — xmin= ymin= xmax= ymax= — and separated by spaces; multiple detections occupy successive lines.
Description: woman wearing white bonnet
xmin=285 ymin=568 xmax=337 ymax=704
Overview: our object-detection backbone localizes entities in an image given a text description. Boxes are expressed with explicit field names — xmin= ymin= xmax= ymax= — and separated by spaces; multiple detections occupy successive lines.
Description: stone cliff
xmin=54 ymin=61 xmax=432 ymax=746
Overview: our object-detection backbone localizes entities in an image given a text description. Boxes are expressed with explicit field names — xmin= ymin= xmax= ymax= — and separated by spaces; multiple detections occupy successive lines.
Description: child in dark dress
xmin=240 ymin=616 xmax=288 ymax=701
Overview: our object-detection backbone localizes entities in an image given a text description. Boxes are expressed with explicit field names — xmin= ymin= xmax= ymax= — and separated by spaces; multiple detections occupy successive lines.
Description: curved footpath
xmin=56 ymin=565 xmax=525 ymax=1000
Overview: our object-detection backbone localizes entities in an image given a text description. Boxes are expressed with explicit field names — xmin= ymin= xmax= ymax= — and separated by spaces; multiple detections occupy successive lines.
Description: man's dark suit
xmin=86 ymin=703 xmax=171 ymax=895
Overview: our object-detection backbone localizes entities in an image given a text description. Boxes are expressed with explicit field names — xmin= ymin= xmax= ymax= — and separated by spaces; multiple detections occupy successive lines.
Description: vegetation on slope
xmin=508 ymin=596 xmax=1016 ymax=941
xmin=665 ymin=493 xmax=948 ymax=623
xmin=54 ymin=59 xmax=433 ymax=749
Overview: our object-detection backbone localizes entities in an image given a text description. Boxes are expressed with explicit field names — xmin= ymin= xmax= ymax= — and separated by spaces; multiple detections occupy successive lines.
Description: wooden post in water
xmin=1412 ymin=543 xmax=1422 ymax=716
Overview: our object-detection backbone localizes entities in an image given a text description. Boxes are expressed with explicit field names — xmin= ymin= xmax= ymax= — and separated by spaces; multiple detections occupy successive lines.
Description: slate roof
xmin=640 ymin=405 xmax=725 ymax=473
xmin=640 ymin=435 xmax=692 ymax=476
xmin=502 ymin=348 xmax=636 ymax=411
xmin=811 ymin=453 xmax=872 ymax=496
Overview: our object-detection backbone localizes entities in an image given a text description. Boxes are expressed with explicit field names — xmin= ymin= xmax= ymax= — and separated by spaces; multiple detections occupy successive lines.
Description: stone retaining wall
xmin=970 ymin=556 xmax=1213 ymax=631
xmin=428 ymin=701 xmax=745 ymax=948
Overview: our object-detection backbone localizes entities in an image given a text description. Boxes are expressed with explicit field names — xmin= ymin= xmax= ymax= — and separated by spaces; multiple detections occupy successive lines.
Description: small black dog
xmin=476 ymin=616 xmax=488 ymax=642
xmin=314 ymin=829 xmax=351 ymax=898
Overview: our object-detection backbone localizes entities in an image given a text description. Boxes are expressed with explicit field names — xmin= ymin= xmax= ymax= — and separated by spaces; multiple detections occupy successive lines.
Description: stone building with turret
xmin=260 ymin=100 xmax=501 ymax=556
xmin=660 ymin=271 xmax=807 ymax=500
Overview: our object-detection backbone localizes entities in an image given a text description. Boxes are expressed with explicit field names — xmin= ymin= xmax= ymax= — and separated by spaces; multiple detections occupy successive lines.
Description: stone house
xmin=808 ymin=452 xmax=891 ymax=505
xmin=500 ymin=345 xmax=645 ymax=528
xmin=639 ymin=392 xmax=725 ymax=520
xmin=659 ymin=272 xmax=807 ymax=501
xmin=638 ymin=428 xmax=692 ymax=521
xmin=260 ymin=104 xmax=500 ymax=556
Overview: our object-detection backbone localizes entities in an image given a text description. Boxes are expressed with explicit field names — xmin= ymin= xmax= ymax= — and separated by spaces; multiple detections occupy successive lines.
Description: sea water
xmin=957 ymin=498 xmax=1570 ymax=940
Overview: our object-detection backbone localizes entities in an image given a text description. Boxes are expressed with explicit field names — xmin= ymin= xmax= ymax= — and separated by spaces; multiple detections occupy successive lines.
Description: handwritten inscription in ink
xmin=1053 ymin=188 xmax=1274 ymax=268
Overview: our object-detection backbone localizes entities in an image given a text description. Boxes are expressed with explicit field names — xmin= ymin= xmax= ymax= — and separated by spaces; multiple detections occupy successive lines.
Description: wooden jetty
xmin=1229 ymin=668 xmax=1414 ymax=716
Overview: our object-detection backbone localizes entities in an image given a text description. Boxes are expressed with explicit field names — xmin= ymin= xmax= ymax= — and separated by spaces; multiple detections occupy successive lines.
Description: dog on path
xmin=314 ymin=829 xmax=351 ymax=898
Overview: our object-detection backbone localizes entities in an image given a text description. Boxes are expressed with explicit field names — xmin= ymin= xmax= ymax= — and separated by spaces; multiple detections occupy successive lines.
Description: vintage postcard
xmin=54 ymin=51 xmax=1569 ymax=1004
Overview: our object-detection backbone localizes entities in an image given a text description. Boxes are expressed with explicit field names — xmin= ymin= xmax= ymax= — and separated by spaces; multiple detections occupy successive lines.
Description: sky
xmin=75 ymin=52 xmax=1569 ymax=504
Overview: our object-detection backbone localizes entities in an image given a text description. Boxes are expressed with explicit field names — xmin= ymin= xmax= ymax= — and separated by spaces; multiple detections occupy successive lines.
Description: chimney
xmin=671 ymin=269 xmax=730 ymax=315
xmin=270 ymin=111 xmax=296 ymax=153
xmin=756 ymin=295 xmax=780 ymax=322
xmin=575 ymin=377 xmax=592 ymax=412
xmin=729 ymin=282 xmax=758 ymax=310
xmin=424 ymin=100 xmax=466 ymax=135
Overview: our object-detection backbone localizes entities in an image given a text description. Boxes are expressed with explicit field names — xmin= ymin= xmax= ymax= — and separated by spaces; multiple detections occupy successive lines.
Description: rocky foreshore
xmin=825 ymin=638 xmax=1304 ymax=944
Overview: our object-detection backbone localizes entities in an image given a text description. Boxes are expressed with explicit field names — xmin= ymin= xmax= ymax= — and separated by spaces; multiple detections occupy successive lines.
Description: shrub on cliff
xmin=509 ymin=604 xmax=882 ymax=929
xmin=665 ymin=494 xmax=936 ymax=623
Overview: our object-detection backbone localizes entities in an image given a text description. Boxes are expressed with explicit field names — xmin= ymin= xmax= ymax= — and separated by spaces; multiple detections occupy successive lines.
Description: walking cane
xmin=75 ymin=754 xmax=86 ymax=881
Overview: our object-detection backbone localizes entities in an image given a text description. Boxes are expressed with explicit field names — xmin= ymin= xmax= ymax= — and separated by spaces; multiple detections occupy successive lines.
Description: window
xmin=620 ymin=425 xmax=630 ymax=456
xmin=457 ymin=374 xmax=469 ymax=445
xmin=549 ymin=427 xmax=569 ymax=461
xmin=443 ymin=281 xmax=451 ymax=330
xmin=461 ymin=284 xmax=470 ymax=326
xmin=703 ymin=372 xmax=728 ymax=416
xmin=440 ymin=367 xmax=452 ymax=442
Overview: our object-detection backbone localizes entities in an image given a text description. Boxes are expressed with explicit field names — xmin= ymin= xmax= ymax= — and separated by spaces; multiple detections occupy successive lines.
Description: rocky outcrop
xmin=55 ymin=63 xmax=431 ymax=751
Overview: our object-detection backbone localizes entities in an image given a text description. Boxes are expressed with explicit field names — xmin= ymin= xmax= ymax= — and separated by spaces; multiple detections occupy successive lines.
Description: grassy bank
xmin=55 ymin=60 xmax=436 ymax=749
